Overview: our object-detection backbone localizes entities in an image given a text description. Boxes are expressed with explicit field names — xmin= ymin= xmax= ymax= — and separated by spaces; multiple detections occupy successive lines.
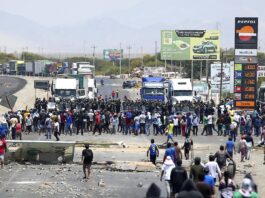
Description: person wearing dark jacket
xmin=190 ymin=157 xmax=204 ymax=183
xmin=177 ymin=179 xmax=204 ymax=198
xmin=170 ymin=159 xmax=188 ymax=198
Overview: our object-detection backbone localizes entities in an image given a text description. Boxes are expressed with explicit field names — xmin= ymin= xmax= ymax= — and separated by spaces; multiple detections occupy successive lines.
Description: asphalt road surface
xmin=0 ymin=76 xmax=27 ymax=97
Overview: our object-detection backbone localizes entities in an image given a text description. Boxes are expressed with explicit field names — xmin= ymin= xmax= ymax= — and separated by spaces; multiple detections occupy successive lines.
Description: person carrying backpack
xmin=182 ymin=135 xmax=193 ymax=160
xmin=82 ymin=144 xmax=93 ymax=179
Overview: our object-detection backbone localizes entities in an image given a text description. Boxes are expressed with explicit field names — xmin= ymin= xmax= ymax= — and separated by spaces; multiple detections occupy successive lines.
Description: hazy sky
xmin=0 ymin=0 xmax=264 ymax=52
xmin=0 ymin=0 xmax=263 ymax=27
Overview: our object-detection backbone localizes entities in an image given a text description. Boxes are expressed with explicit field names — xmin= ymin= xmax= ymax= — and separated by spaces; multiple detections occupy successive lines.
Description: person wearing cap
xmin=160 ymin=156 xmax=175 ymax=198
xmin=233 ymin=178 xmax=259 ymax=198
xmin=0 ymin=134 xmax=7 ymax=168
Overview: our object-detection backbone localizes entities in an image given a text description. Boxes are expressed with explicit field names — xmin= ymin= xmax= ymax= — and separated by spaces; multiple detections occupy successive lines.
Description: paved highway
xmin=0 ymin=76 xmax=27 ymax=97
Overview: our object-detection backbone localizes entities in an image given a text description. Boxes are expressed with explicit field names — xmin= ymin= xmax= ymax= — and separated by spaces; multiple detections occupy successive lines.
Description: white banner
xmin=235 ymin=49 xmax=257 ymax=56
xmin=211 ymin=62 xmax=233 ymax=93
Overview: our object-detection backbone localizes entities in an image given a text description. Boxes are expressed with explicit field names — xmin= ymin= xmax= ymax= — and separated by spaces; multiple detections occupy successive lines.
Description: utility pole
xmin=141 ymin=47 xmax=144 ymax=66
xmin=155 ymin=41 xmax=158 ymax=67
xmin=91 ymin=45 xmax=96 ymax=66
xmin=219 ymin=51 xmax=224 ymax=103
xmin=127 ymin=45 xmax=131 ymax=75
xmin=200 ymin=61 xmax=203 ymax=80
xmin=119 ymin=43 xmax=122 ymax=76
xmin=191 ymin=60 xmax=194 ymax=87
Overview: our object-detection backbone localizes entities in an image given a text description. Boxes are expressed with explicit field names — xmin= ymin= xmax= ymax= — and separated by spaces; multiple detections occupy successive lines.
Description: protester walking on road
xmin=190 ymin=157 xmax=204 ymax=183
xmin=160 ymin=156 xmax=175 ymax=198
xmin=0 ymin=134 xmax=7 ymax=168
xmin=182 ymin=135 xmax=193 ymax=160
xmin=82 ymin=144 xmax=93 ymax=179
xmin=170 ymin=159 xmax=187 ymax=198
xmin=147 ymin=139 xmax=159 ymax=165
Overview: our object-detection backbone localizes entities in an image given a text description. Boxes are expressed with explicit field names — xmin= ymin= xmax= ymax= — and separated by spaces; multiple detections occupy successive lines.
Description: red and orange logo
xmin=236 ymin=25 xmax=256 ymax=41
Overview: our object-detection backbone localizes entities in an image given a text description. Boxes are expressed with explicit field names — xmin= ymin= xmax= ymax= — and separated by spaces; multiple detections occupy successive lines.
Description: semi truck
xmin=140 ymin=77 xmax=166 ymax=101
xmin=167 ymin=78 xmax=193 ymax=104
xmin=53 ymin=74 xmax=97 ymax=101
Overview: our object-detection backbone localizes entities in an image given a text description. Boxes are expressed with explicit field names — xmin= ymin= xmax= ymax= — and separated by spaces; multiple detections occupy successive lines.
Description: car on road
xmin=110 ymin=74 xmax=119 ymax=79
xmin=122 ymin=80 xmax=136 ymax=89
xmin=193 ymin=41 xmax=217 ymax=54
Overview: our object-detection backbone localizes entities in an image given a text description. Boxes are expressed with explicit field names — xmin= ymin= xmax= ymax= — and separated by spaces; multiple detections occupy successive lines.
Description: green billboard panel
xmin=161 ymin=30 xmax=220 ymax=60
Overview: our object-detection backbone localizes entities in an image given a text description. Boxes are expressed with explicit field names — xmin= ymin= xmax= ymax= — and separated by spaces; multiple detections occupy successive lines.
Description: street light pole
xmin=155 ymin=41 xmax=158 ymax=67
xmin=119 ymin=43 xmax=122 ymax=76
xmin=219 ymin=51 xmax=224 ymax=104
xmin=128 ymin=45 xmax=131 ymax=75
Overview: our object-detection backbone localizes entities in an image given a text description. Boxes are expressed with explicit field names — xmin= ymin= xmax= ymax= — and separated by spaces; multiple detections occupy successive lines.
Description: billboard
xmin=143 ymin=67 xmax=166 ymax=77
xmin=103 ymin=49 xmax=123 ymax=61
xmin=34 ymin=80 xmax=50 ymax=90
xmin=211 ymin=63 xmax=233 ymax=93
xmin=234 ymin=63 xmax=257 ymax=109
xmin=257 ymin=66 xmax=265 ymax=78
xmin=161 ymin=30 xmax=220 ymax=60
xmin=234 ymin=17 xmax=258 ymax=110
xmin=235 ymin=17 xmax=258 ymax=49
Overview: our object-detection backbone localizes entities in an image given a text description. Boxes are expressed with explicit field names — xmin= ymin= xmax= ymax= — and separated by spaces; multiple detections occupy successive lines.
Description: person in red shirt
xmin=111 ymin=90 xmax=115 ymax=99
xmin=16 ymin=122 xmax=22 ymax=140
xmin=0 ymin=134 xmax=7 ymax=168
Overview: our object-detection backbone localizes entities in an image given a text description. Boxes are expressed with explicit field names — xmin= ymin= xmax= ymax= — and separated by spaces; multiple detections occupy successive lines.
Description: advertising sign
xmin=257 ymin=66 xmax=265 ymax=78
xmin=234 ymin=17 xmax=258 ymax=110
xmin=235 ymin=49 xmax=257 ymax=56
xmin=34 ymin=80 xmax=50 ymax=90
xmin=235 ymin=56 xmax=258 ymax=64
xmin=143 ymin=67 xmax=166 ymax=77
xmin=235 ymin=17 xmax=258 ymax=49
xmin=161 ymin=30 xmax=220 ymax=60
xmin=234 ymin=63 xmax=257 ymax=109
xmin=103 ymin=49 xmax=123 ymax=61
xmin=211 ymin=63 xmax=232 ymax=93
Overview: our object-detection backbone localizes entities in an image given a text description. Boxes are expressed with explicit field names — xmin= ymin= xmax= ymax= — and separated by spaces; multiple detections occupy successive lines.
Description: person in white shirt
xmin=173 ymin=115 xmax=179 ymax=136
xmin=205 ymin=155 xmax=221 ymax=183
xmin=192 ymin=114 xmax=199 ymax=136
xmin=139 ymin=112 xmax=146 ymax=134
xmin=207 ymin=114 xmax=213 ymax=135
xmin=160 ymin=156 xmax=175 ymax=198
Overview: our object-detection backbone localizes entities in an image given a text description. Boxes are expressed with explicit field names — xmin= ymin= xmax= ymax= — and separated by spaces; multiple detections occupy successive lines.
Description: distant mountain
xmin=0 ymin=10 xmax=264 ymax=54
